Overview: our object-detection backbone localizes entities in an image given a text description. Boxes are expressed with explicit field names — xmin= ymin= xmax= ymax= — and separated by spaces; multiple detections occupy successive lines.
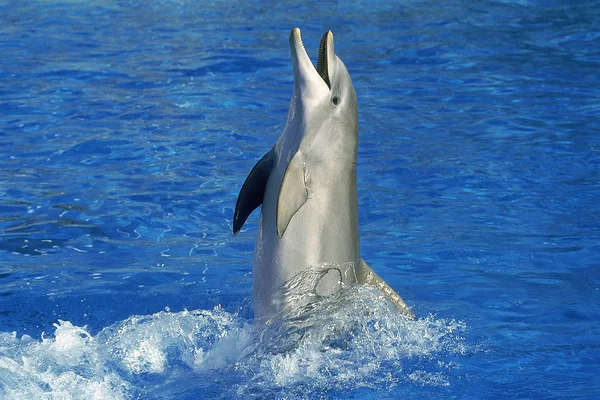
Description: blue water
xmin=1 ymin=0 xmax=599 ymax=398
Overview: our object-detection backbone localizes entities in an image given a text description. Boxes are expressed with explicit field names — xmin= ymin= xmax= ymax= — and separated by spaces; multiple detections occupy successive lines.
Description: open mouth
xmin=290 ymin=28 xmax=333 ymax=91
xmin=316 ymin=32 xmax=331 ymax=89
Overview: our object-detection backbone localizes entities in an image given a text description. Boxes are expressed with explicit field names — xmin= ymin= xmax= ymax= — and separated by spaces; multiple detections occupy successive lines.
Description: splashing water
xmin=0 ymin=287 xmax=469 ymax=399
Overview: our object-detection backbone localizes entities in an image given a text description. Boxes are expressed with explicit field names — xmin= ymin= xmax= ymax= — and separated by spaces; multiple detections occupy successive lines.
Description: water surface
xmin=1 ymin=0 xmax=599 ymax=398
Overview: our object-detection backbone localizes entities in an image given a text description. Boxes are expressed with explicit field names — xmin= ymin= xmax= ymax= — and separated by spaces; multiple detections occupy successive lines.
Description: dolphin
xmin=233 ymin=28 xmax=414 ymax=324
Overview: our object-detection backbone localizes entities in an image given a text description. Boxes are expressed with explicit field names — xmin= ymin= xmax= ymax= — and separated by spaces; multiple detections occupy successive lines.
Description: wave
xmin=0 ymin=286 xmax=468 ymax=399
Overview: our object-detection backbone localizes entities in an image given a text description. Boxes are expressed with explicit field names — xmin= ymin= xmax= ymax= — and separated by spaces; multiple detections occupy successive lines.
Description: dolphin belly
xmin=253 ymin=182 xmax=360 ymax=323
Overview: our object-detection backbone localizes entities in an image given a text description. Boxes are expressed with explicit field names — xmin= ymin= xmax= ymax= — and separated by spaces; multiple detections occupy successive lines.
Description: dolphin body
xmin=234 ymin=28 xmax=413 ymax=324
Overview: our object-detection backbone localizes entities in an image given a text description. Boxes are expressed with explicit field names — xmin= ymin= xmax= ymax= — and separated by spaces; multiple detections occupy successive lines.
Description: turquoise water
xmin=1 ymin=0 xmax=599 ymax=398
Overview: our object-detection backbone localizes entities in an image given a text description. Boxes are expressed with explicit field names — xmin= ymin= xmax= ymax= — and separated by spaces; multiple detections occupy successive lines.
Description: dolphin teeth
xmin=297 ymin=29 xmax=307 ymax=53
xmin=316 ymin=32 xmax=331 ymax=89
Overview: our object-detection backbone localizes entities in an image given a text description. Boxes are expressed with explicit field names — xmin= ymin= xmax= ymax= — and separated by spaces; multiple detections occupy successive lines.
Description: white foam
xmin=0 ymin=289 xmax=468 ymax=399
xmin=234 ymin=285 xmax=468 ymax=396
xmin=0 ymin=323 xmax=130 ymax=400
xmin=96 ymin=306 xmax=251 ymax=374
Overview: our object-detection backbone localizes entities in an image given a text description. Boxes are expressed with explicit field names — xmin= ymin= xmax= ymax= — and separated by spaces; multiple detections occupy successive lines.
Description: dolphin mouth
xmin=290 ymin=28 xmax=332 ymax=91
xmin=316 ymin=32 xmax=331 ymax=89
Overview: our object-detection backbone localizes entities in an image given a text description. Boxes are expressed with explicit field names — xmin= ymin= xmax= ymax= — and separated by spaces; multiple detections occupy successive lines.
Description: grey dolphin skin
xmin=234 ymin=28 xmax=414 ymax=325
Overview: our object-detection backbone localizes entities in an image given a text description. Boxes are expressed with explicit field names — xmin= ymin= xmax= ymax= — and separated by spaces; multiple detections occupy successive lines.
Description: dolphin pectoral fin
xmin=357 ymin=259 xmax=415 ymax=319
xmin=277 ymin=153 xmax=307 ymax=238
xmin=233 ymin=147 xmax=275 ymax=234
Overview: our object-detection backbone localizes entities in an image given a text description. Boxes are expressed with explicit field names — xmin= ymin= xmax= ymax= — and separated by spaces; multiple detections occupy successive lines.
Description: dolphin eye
xmin=332 ymin=96 xmax=340 ymax=106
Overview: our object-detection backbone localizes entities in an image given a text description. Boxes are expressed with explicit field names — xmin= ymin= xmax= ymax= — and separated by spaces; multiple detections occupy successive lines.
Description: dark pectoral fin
xmin=233 ymin=147 xmax=275 ymax=234
xmin=276 ymin=152 xmax=308 ymax=238
xmin=357 ymin=259 xmax=415 ymax=319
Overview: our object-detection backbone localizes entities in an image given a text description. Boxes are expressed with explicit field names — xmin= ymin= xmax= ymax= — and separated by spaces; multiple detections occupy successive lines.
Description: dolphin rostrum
xmin=233 ymin=28 xmax=414 ymax=324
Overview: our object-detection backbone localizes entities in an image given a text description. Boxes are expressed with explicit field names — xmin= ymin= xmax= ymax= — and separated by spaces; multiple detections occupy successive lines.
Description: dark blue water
xmin=1 ymin=1 xmax=599 ymax=399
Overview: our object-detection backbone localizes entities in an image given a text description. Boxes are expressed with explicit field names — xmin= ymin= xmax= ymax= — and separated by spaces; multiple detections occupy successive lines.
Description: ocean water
xmin=1 ymin=0 xmax=599 ymax=399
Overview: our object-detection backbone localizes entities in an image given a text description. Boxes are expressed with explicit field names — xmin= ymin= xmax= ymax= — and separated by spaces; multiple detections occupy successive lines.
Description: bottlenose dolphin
xmin=234 ymin=28 xmax=413 ymax=324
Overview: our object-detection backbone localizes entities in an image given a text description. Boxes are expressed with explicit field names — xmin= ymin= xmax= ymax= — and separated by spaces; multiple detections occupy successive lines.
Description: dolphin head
xmin=286 ymin=28 xmax=358 ymax=158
